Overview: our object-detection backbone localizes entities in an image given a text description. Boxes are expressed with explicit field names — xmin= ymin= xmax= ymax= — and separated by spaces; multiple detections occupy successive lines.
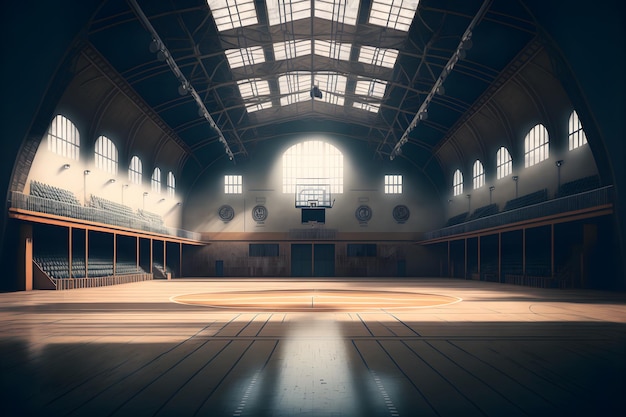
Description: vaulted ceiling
xmin=80 ymin=0 xmax=537 ymax=185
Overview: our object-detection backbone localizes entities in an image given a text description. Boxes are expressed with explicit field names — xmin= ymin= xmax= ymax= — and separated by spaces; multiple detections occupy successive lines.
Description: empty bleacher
xmin=445 ymin=212 xmax=468 ymax=227
xmin=556 ymin=175 xmax=600 ymax=198
xmin=503 ymin=189 xmax=548 ymax=211
xmin=466 ymin=203 xmax=499 ymax=222
xmin=30 ymin=181 xmax=81 ymax=206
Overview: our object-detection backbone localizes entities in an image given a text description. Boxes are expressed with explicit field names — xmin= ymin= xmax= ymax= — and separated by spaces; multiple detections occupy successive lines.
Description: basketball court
xmin=1 ymin=278 xmax=624 ymax=416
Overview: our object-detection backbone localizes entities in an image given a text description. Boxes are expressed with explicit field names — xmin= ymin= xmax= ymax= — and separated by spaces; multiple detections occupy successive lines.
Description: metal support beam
xmin=127 ymin=0 xmax=239 ymax=163
xmin=390 ymin=0 xmax=493 ymax=160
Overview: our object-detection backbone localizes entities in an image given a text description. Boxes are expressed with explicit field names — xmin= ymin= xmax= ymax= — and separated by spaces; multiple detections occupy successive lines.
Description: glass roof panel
xmin=314 ymin=40 xmax=352 ymax=61
xmin=225 ymin=46 xmax=265 ymax=69
xmin=314 ymin=72 xmax=347 ymax=96
xmin=237 ymin=79 xmax=271 ymax=99
xmin=355 ymin=78 xmax=388 ymax=99
xmin=273 ymin=39 xmax=312 ymax=60
xmin=247 ymin=101 xmax=273 ymax=113
xmin=315 ymin=0 xmax=360 ymax=26
xmin=280 ymin=91 xmax=311 ymax=106
xmin=358 ymin=45 xmax=399 ymax=68
xmin=353 ymin=102 xmax=380 ymax=113
xmin=207 ymin=0 xmax=258 ymax=31
xmin=368 ymin=0 xmax=420 ymax=32
xmin=266 ymin=0 xmax=311 ymax=26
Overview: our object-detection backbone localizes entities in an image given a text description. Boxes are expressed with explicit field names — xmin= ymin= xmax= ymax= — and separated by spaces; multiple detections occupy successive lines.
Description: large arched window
xmin=128 ymin=156 xmax=142 ymax=185
xmin=167 ymin=171 xmax=175 ymax=197
xmin=472 ymin=160 xmax=485 ymax=189
xmin=47 ymin=114 xmax=80 ymax=160
xmin=151 ymin=167 xmax=161 ymax=193
xmin=568 ymin=110 xmax=588 ymax=150
xmin=524 ymin=124 xmax=549 ymax=167
xmin=453 ymin=169 xmax=463 ymax=196
xmin=496 ymin=147 xmax=512 ymax=179
xmin=282 ymin=141 xmax=343 ymax=194
xmin=95 ymin=136 xmax=118 ymax=175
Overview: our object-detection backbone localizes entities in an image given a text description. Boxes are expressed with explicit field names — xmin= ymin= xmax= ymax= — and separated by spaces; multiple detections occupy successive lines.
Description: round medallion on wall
xmin=392 ymin=205 xmax=410 ymax=223
xmin=218 ymin=204 xmax=235 ymax=222
xmin=355 ymin=205 xmax=372 ymax=223
xmin=252 ymin=204 xmax=268 ymax=222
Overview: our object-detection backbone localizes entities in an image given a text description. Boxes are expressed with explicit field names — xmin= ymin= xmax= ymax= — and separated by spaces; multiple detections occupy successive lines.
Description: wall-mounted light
xmin=556 ymin=160 xmax=564 ymax=167
xmin=489 ymin=186 xmax=495 ymax=191
xmin=512 ymin=176 xmax=518 ymax=181
xmin=108 ymin=179 xmax=116 ymax=184
xmin=143 ymin=192 xmax=149 ymax=196
xmin=84 ymin=170 xmax=91 ymax=175
xmin=176 ymin=202 xmax=182 ymax=206
xmin=489 ymin=186 xmax=495 ymax=204
xmin=158 ymin=198 xmax=165 ymax=203
xmin=63 ymin=164 xmax=71 ymax=170
xmin=512 ymin=176 xmax=519 ymax=198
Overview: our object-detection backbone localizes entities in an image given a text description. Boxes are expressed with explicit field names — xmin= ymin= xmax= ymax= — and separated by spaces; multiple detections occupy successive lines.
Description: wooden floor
xmin=1 ymin=278 xmax=625 ymax=417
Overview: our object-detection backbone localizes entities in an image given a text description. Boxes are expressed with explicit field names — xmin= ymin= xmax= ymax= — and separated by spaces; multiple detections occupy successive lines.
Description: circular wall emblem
xmin=252 ymin=204 xmax=268 ymax=222
xmin=218 ymin=204 xmax=235 ymax=222
xmin=355 ymin=205 xmax=372 ymax=222
xmin=392 ymin=205 xmax=410 ymax=223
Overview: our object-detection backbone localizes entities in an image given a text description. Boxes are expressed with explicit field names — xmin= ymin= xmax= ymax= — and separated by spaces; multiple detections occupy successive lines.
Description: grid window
xmin=95 ymin=136 xmax=118 ymax=175
xmin=151 ymin=167 xmax=161 ymax=193
xmin=453 ymin=169 xmax=463 ymax=196
xmin=128 ymin=156 xmax=142 ymax=185
xmin=266 ymin=0 xmax=310 ymax=25
xmin=278 ymin=71 xmax=311 ymax=106
xmin=315 ymin=0 xmax=359 ymax=25
xmin=496 ymin=147 xmax=512 ymax=179
xmin=472 ymin=160 xmax=484 ymax=189
xmin=47 ymin=114 xmax=80 ymax=160
xmin=524 ymin=124 xmax=549 ymax=167
xmin=315 ymin=72 xmax=347 ymax=106
xmin=273 ymin=39 xmax=311 ymax=60
xmin=225 ymin=46 xmax=265 ymax=69
xmin=384 ymin=175 xmax=402 ymax=194
xmin=207 ymin=0 xmax=258 ymax=31
xmin=358 ymin=46 xmax=399 ymax=68
xmin=568 ymin=110 xmax=588 ymax=150
xmin=283 ymin=141 xmax=343 ymax=194
xmin=224 ymin=175 xmax=243 ymax=194
xmin=368 ymin=0 xmax=420 ymax=32
xmin=355 ymin=78 xmax=388 ymax=99
xmin=353 ymin=102 xmax=380 ymax=113
xmin=314 ymin=40 xmax=352 ymax=61
xmin=167 ymin=171 xmax=176 ymax=197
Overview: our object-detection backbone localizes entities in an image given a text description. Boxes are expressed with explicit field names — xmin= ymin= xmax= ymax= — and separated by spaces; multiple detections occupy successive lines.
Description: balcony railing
xmin=423 ymin=186 xmax=614 ymax=241
xmin=9 ymin=191 xmax=201 ymax=241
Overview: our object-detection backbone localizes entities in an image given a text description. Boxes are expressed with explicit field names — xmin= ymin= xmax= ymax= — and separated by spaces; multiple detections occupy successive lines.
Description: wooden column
xmin=113 ymin=233 xmax=117 ymax=276
xmin=179 ymin=242 xmax=183 ymax=278
xmin=149 ymin=238 xmax=153 ymax=274
xmin=136 ymin=236 xmax=140 ymax=271
xmin=551 ymin=224 xmax=555 ymax=277
xmin=522 ymin=228 xmax=526 ymax=276
xmin=477 ymin=235 xmax=481 ymax=277
xmin=498 ymin=232 xmax=502 ymax=283
xmin=85 ymin=229 xmax=89 ymax=278
xmin=447 ymin=240 xmax=451 ymax=278
xmin=68 ymin=226 xmax=72 ymax=280
xmin=464 ymin=238 xmax=468 ymax=280
xmin=164 ymin=240 xmax=168 ymax=279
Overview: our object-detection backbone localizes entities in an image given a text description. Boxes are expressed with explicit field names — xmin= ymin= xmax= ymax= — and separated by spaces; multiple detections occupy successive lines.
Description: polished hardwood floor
xmin=1 ymin=278 xmax=624 ymax=416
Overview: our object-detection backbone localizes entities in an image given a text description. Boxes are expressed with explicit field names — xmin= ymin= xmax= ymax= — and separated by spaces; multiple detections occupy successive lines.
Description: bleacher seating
xmin=138 ymin=209 xmax=164 ymax=225
xmin=90 ymin=195 xmax=135 ymax=217
xmin=445 ymin=212 xmax=468 ymax=227
xmin=34 ymin=252 xmax=147 ymax=279
xmin=503 ymin=189 xmax=548 ymax=211
xmin=556 ymin=175 xmax=600 ymax=198
xmin=466 ymin=203 xmax=499 ymax=221
xmin=30 ymin=180 xmax=81 ymax=205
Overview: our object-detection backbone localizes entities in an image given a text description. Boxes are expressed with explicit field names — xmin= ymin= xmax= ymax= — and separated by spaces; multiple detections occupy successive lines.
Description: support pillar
xmin=179 ymin=242 xmax=183 ymax=278
xmin=522 ymin=228 xmax=526 ymax=276
xmin=498 ymin=232 xmax=502 ymax=283
xmin=113 ymin=233 xmax=117 ymax=276
xmin=464 ymin=238 xmax=468 ymax=279
xmin=85 ymin=229 xmax=89 ymax=278
xmin=68 ymin=226 xmax=72 ymax=280
xmin=551 ymin=224 xmax=555 ymax=277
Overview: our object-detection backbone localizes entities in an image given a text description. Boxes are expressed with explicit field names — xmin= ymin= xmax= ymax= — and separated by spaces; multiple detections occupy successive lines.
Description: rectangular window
xmin=347 ymin=243 xmax=377 ymax=257
xmin=249 ymin=243 xmax=279 ymax=257
xmin=384 ymin=175 xmax=402 ymax=194
xmin=224 ymin=175 xmax=243 ymax=194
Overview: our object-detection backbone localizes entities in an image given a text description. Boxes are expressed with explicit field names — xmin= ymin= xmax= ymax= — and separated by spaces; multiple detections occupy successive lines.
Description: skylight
xmin=237 ymin=79 xmax=270 ymax=99
xmin=358 ymin=45 xmax=399 ymax=68
xmin=225 ymin=46 xmax=265 ymax=68
xmin=281 ymin=92 xmax=311 ymax=106
xmin=353 ymin=102 xmax=380 ymax=113
xmin=246 ymin=102 xmax=273 ymax=113
xmin=266 ymin=0 xmax=311 ymax=26
xmin=279 ymin=72 xmax=312 ymax=106
xmin=355 ymin=78 xmax=388 ymax=99
xmin=315 ymin=0 xmax=360 ymax=26
xmin=315 ymin=72 xmax=347 ymax=106
xmin=315 ymin=40 xmax=352 ymax=61
xmin=368 ymin=0 xmax=420 ymax=32
xmin=207 ymin=0 xmax=258 ymax=31
xmin=273 ymin=39 xmax=312 ymax=60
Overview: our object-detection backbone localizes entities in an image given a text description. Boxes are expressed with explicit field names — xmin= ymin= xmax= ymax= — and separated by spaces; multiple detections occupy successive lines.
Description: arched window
xmin=95 ymin=136 xmax=118 ymax=175
xmin=151 ymin=168 xmax=161 ymax=193
xmin=47 ymin=114 xmax=79 ymax=160
xmin=282 ymin=141 xmax=343 ymax=194
xmin=453 ymin=169 xmax=463 ymax=196
xmin=496 ymin=147 xmax=512 ymax=179
xmin=128 ymin=156 xmax=142 ymax=185
xmin=524 ymin=124 xmax=549 ymax=167
xmin=167 ymin=171 xmax=175 ymax=197
xmin=568 ymin=110 xmax=588 ymax=150
xmin=472 ymin=160 xmax=485 ymax=189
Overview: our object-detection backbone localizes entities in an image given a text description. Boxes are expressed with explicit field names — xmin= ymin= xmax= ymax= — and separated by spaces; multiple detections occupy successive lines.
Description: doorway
xmin=291 ymin=244 xmax=335 ymax=277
